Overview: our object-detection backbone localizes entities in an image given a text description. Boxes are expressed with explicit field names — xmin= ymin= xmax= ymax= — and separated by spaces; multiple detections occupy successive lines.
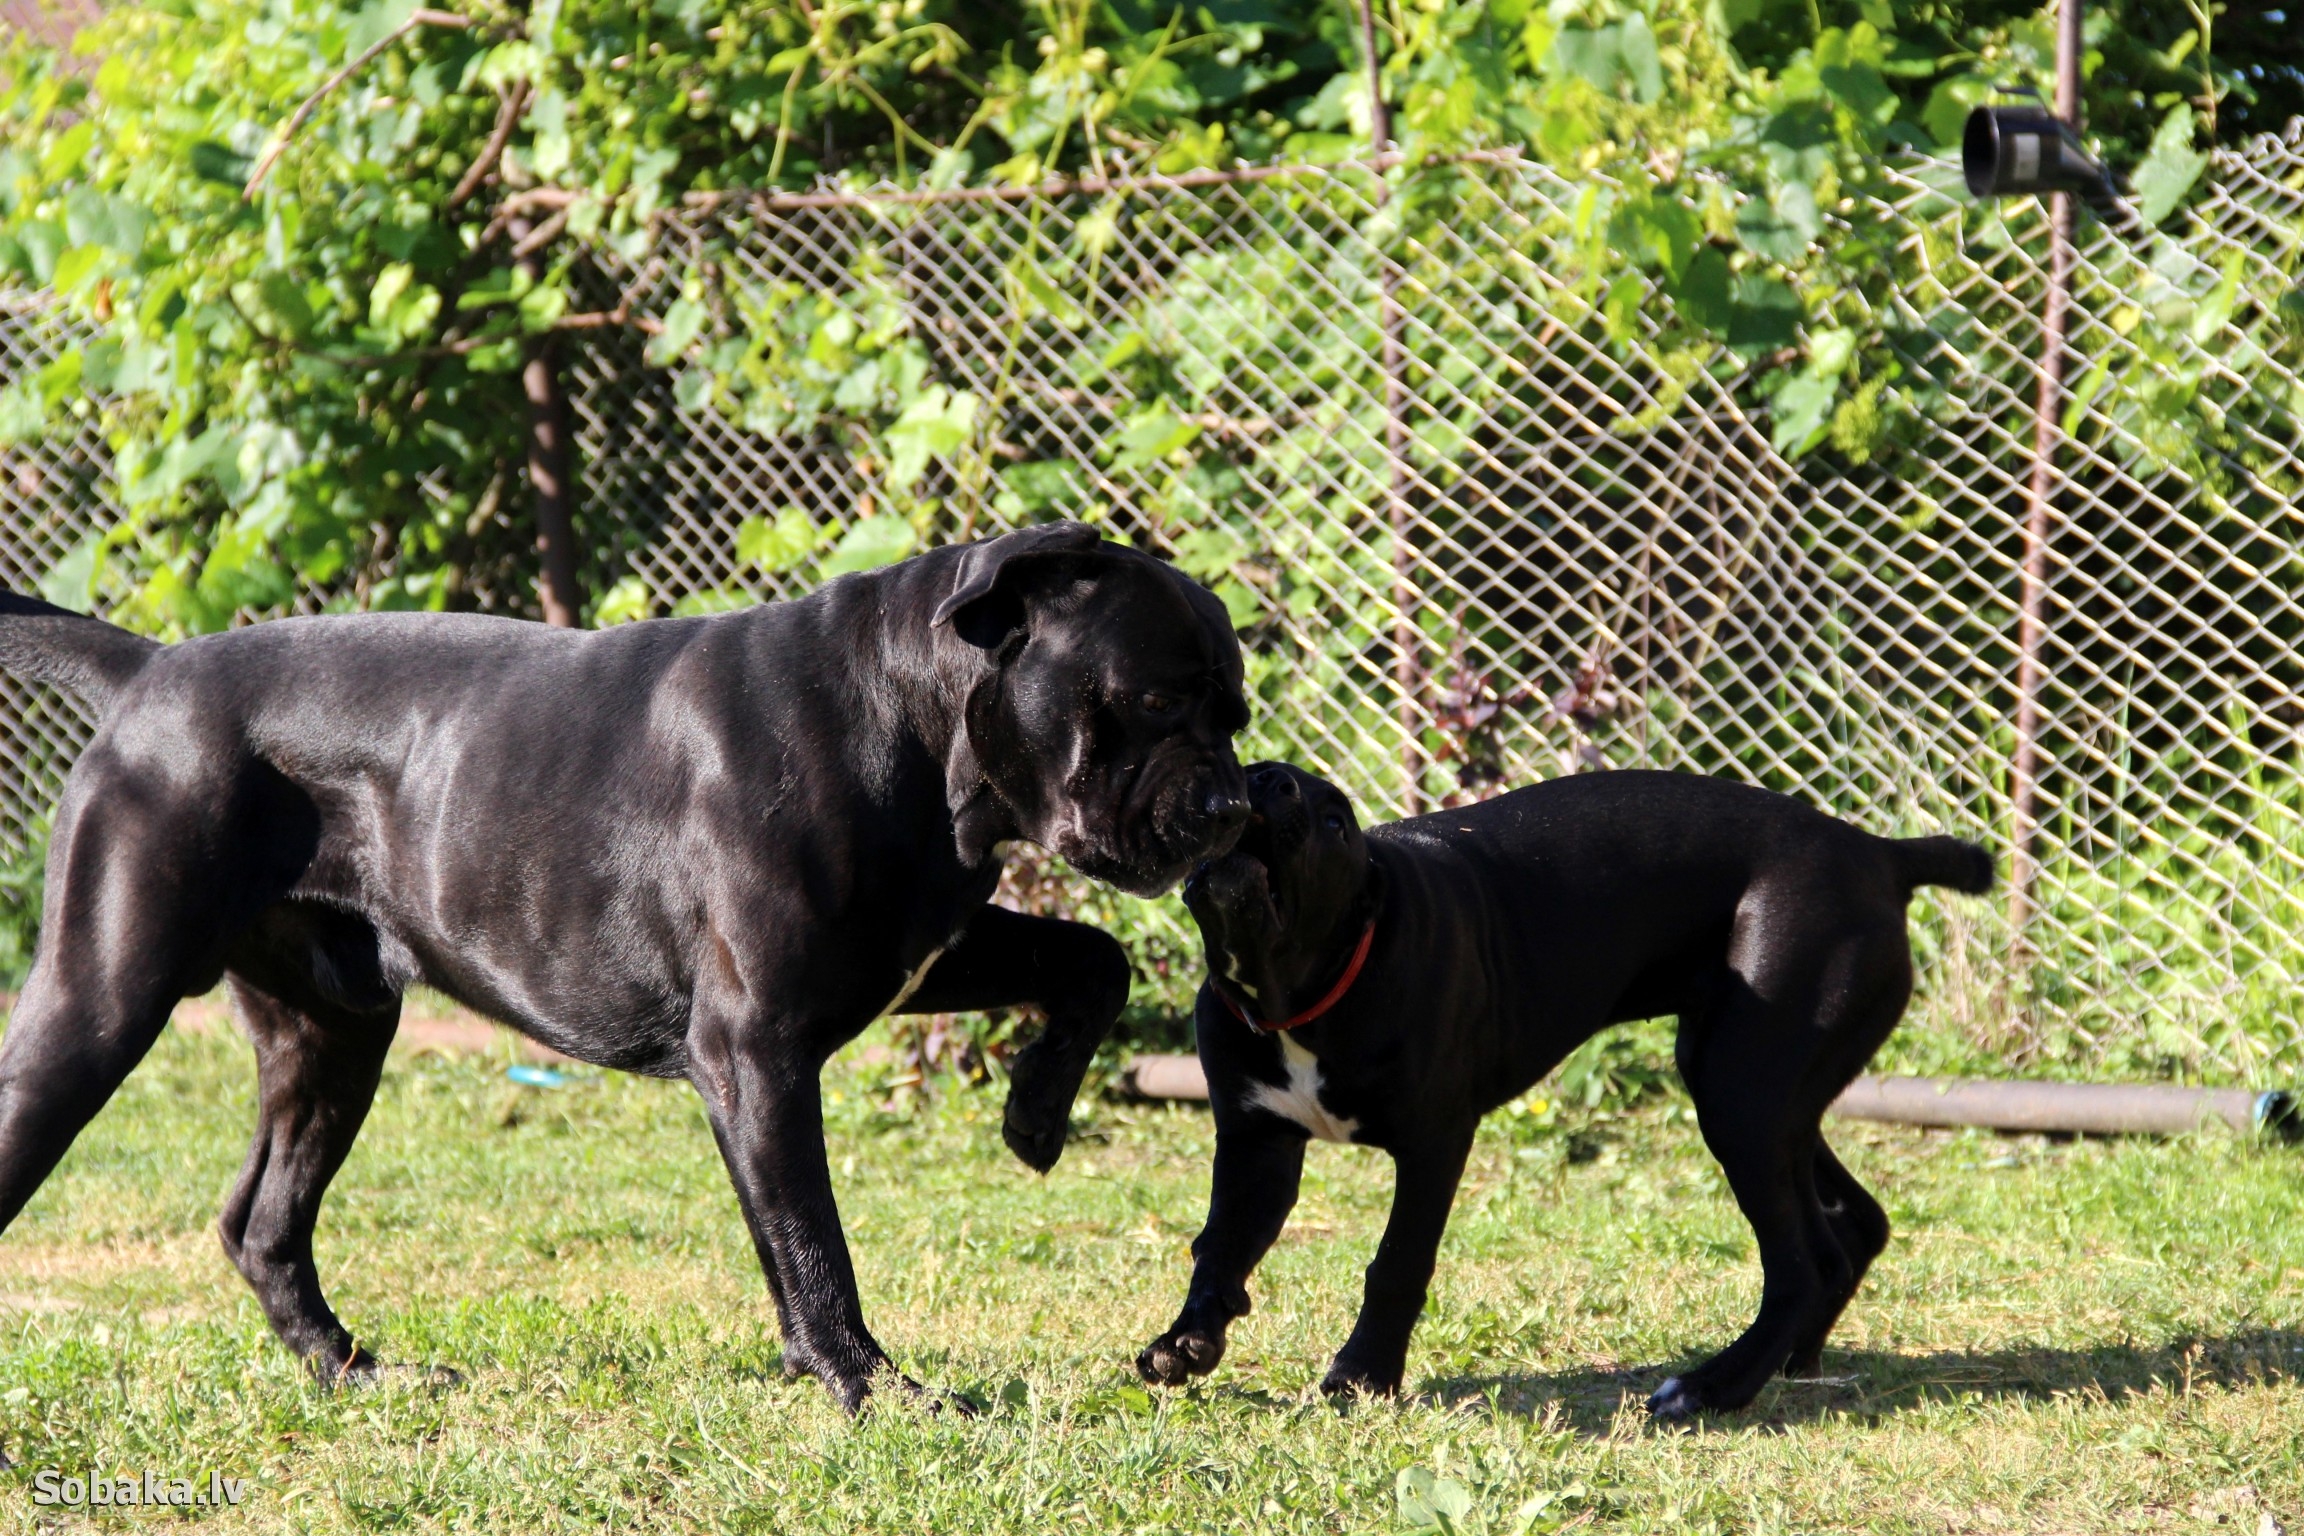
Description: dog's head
xmin=935 ymin=522 xmax=1250 ymax=896
xmin=1183 ymin=761 xmax=1374 ymax=1019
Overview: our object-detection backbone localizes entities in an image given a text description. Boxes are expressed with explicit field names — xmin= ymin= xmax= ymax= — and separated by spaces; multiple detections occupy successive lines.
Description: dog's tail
xmin=0 ymin=592 xmax=160 ymax=713
xmin=1889 ymin=834 xmax=1996 ymax=896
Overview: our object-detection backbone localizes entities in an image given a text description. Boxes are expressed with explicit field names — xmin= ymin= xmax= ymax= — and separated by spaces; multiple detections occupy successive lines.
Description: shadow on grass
xmin=1421 ymin=1329 xmax=2304 ymax=1432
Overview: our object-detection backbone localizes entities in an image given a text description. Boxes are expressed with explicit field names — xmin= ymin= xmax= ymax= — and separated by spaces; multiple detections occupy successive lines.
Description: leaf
xmin=670 ymin=588 xmax=750 ymax=617
xmin=884 ymin=385 xmax=979 ymax=491
xmin=1171 ymin=525 xmax=1247 ymax=582
xmin=735 ymin=507 xmax=833 ymax=573
xmin=1550 ymin=25 xmax=1622 ymax=93
xmin=187 ymin=140 xmax=252 ymax=186
xmin=64 ymin=189 xmax=146 ymax=255
xmin=1734 ymin=201 xmax=1807 ymax=265
xmin=1396 ymin=1466 xmax=1479 ymax=1532
xmin=369 ymin=263 xmax=414 ymax=331
xmin=997 ymin=459 xmax=1086 ymax=512
xmin=1726 ymin=273 xmax=1801 ymax=356
xmin=2132 ymin=105 xmax=2207 ymax=229
xmin=819 ymin=516 xmax=918 ymax=579
xmin=1618 ymin=11 xmax=1662 ymax=104
xmin=0 ymin=383 xmax=43 ymax=446
xmin=38 ymin=536 xmax=103 ymax=612
xmin=593 ymin=575 xmax=653 ymax=625
xmin=1673 ymin=247 xmax=1733 ymax=334
xmin=645 ymin=298 xmax=709 ymax=367
xmin=1807 ymin=326 xmax=1856 ymax=377
xmin=14 ymin=222 xmax=64 ymax=285
xmin=1010 ymin=253 xmax=1087 ymax=329
xmin=1770 ymin=371 xmax=1838 ymax=455
xmin=1107 ymin=404 xmax=1200 ymax=469
xmin=1612 ymin=194 xmax=1701 ymax=281
xmin=2190 ymin=250 xmax=2247 ymax=344
xmin=2061 ymin=357 xmax=2111 ymax=435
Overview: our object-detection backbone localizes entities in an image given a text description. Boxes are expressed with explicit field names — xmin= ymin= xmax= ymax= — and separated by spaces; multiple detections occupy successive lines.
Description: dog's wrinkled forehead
xmin=1068 ymin=558 xmax=1245 ymax=702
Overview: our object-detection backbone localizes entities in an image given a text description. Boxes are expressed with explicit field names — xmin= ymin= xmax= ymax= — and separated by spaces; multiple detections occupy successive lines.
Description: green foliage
xmin=2 ymin=0 xmax=2295 ymax=1072
xmin=0 ymin=0 xmax=2278 ymax=634
xmin=0 ymin=816 xmax=45 ymax=990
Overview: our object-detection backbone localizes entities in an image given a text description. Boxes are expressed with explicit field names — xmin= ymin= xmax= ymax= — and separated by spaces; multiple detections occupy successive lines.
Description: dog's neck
xmin=799 ymin=560 xmax=1024 ymax=872
xmin=1209 ymin=856 xmax=1381 ymax=1028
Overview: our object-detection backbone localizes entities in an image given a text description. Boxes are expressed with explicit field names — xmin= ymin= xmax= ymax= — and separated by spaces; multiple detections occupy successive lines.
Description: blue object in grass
xmin=506 ymin=1064 xmax=570 ymax=1089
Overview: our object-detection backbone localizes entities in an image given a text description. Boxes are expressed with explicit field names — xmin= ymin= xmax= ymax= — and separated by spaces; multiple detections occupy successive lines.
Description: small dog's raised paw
xmin=1137 ymin=1331 xmax=1223 ymax=1386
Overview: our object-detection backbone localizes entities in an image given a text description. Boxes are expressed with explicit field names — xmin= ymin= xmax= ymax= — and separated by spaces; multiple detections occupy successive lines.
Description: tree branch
xmin=447 ymin=80 xmax=530 ymax=211
xmin=245 ymin=9 xmax=477 ymax=198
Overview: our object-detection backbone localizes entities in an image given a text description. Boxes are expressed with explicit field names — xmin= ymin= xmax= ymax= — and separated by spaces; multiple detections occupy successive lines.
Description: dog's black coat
xmin=0 ymin=522 xmax=1250 ymax=1411
xmin=1138 ymin=763 xmax=1991 ymax=1419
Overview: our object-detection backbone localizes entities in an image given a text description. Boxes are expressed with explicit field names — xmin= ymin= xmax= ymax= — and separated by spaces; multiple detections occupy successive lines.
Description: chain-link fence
xmin=5 ymin=129 xmax=2303 ymax=1077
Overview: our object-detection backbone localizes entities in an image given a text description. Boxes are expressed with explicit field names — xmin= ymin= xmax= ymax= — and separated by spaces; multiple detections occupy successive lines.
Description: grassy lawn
xmin=0 ymin=1014 xmax=2299 ymax=1533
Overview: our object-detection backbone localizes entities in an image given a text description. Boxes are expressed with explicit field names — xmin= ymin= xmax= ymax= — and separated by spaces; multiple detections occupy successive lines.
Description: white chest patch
xmin=877 ymin=947 xmax=944 ymax=1021
xmin=1247 ymin=1034 xmax=1360 ymax=1143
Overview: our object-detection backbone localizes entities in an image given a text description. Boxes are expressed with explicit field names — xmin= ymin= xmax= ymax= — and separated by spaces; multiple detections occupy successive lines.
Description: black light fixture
xmin=1963 ymin=103 xmax=2133 ymax=227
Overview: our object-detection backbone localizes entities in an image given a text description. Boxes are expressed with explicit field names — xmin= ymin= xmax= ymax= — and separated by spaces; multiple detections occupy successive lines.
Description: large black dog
xmin=0 ymin=521 xmax=1249 ymax=1412
xmin=1138 ymin=763 xmax=1991 ymax=1419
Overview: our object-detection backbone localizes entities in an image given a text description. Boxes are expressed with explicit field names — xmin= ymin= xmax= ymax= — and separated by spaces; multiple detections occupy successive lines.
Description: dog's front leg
xmin=1137 ymin=1114 xmax=1307 ymax=1387
xmin=1320 ymin=1126 xmax=1476 ymax=1400
xmin=900 ymin=906 xmax=1131 ymax=1173
xmin=688 ymin=1016 xmax=903 ymax=1415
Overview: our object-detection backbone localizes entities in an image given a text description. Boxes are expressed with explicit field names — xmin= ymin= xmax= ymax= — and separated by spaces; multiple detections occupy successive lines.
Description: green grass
xmin=1 ymin=1019 xmax=2301 ymax=1533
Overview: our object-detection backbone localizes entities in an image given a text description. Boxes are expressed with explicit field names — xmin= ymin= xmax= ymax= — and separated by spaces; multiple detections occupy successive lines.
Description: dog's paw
xmin=1645 ymin=1375 xmax=1705 ymax=1422
xmin=876 ymin=1373 xmax=981 ymax=1418
xmin=1001 ymin=1102 xmax=1068 ymax=1173
xmin=1318 ymin=1362 xmax=1403 ymax=1401
xmin=1137 ymin=1329 xmax=1224 ymax=1386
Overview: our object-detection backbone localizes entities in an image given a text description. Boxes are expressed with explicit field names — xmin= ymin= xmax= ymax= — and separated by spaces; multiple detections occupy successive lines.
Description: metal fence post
xmin=2004 ymin=0 xmax=2083 ymax=989
xmin=1356 ymin=0 xmax=1424 ymax=816
xmin=515 ymin=225 xmax=584 ymax=630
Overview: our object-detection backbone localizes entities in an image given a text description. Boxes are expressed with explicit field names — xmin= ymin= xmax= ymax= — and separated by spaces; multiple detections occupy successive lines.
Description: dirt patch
xmin=5 ymin=992 xmax=573 ymax=1062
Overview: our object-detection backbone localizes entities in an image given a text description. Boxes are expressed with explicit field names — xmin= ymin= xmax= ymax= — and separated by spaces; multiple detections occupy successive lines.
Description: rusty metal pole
xmin=520 ymin=335 xmax=583 ymax=629
xmin=1357 ymin=0 xmax=1423 ymax=815
xmin=2005 ymin=0 xmax=2082 ymax=982
xmin=511 ymin=219 xmax=583 ymax=629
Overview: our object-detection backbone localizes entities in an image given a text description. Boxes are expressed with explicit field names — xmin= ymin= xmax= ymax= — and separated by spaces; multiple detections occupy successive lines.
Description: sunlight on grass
xmin=0 ymin=1023 xmax=2299 ymax=1532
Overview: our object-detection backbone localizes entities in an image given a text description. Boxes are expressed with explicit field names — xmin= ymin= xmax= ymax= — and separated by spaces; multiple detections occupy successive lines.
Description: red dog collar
xmin=1222 ymin=919 xmax=1377 ymax=1035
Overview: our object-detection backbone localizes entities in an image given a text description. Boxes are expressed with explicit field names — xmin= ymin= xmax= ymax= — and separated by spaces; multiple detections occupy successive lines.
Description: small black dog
xmin=1137 ymin=762 xmax=1992 ymax=1419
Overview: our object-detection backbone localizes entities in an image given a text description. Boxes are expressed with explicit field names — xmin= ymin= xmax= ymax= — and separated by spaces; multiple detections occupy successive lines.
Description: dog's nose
xmin=1205 ymin=787 xmax=1250 ymax=835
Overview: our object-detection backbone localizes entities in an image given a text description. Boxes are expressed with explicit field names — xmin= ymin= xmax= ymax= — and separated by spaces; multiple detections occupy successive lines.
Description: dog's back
xmin=1359 ymin=771 xmax=1990 ymax=1097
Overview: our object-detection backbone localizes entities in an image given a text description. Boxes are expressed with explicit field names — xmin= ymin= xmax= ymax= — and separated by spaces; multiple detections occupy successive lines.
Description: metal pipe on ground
xmin=1117 ymin=1056 xmax=2303 ymax=1142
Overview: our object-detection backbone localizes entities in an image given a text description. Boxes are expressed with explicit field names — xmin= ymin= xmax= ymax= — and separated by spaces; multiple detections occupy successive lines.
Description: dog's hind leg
xmin=897 ymin=906 xmax=1131 ymax=1173
xmin=0 ymin=973 xmax=177 ymax=1235
xmin=1651 ymin=1044 xmax=1833 ymax=1420
xmin=1780 ymin=1137 xmax=1889 ymax=1378
xmin=0 ymin=781 xmax=240 ymax=1236
xmin=216 ymin=975 xmax=398 ymax=1379
xmin=1653 ymin=915 xmax=1912 ymax=1420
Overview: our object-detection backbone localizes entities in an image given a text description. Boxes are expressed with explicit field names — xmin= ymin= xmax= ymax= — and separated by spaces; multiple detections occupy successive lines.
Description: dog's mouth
xmin=1184 ymin=805 xmax=1294 ymax=937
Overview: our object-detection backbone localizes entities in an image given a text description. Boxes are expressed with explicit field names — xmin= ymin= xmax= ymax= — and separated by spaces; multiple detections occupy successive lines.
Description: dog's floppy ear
xmin=932 ymin=520 xmax=1109 ymax=652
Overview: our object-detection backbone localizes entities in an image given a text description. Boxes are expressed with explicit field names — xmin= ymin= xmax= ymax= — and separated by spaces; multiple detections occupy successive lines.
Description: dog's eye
xmin=1323 ymin=812 xmax=1345 ymax=832
xmin=1139 ymin=692 xmax=1179 ymax=716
